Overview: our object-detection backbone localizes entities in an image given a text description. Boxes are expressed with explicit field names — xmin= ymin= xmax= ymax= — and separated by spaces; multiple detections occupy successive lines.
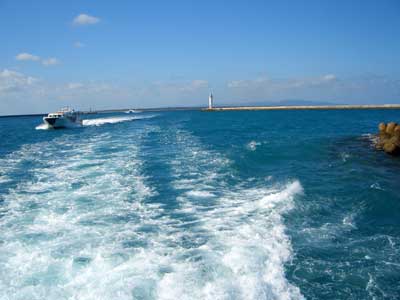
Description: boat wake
xmin=35 ymin=123 xmax=83 ymax=130
xmin=35 ymin=123 xmax=51 ymax=130
xmin=2 ymin=124 xmax=304 ymax=300
xmin=36 ymin=115 xmax=156 ymax=130
xmin=82 ymin=116 xmax=138 ymax=126
xmin=162 ymin=129 xmax=305 ymax=299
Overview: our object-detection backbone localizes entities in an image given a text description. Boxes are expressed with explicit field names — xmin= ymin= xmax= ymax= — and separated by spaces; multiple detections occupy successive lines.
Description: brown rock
xmin=386 ymin=122 xmax=397 ymax=135
xmin=390 ymin=135 xmax=400 ymax=147
xmin=394 ymin=125 xmax=400 ymax=137
xmin=376 ymin=122 xmax=400 ymax=155
xmin=379 ymin=122 xmax=386 ymax=133
xmin=383 ymin=140 xmax=400 ymax=155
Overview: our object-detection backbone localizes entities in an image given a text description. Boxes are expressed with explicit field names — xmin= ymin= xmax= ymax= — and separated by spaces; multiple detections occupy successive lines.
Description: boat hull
xmin=43 ymin=117 xmax=82 ymax=128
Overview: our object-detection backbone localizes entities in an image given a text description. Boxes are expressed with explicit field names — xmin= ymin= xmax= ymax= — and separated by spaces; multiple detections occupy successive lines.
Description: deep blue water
xmin=0 ymin=110 xmax=399 ymax=299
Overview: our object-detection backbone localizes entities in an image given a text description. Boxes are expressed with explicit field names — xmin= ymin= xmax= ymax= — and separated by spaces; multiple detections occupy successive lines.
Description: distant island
xmin=220 ymin=99 xmax=340 ymax=107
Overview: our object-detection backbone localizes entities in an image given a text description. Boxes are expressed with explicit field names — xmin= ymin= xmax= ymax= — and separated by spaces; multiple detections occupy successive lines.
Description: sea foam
xmin=35 ymin=114 xmax=156 ymax=130
xmin=164 ymin=128 xmax=304 ymax=299
xmin=0 ymin=123 xmax=303 ymax=300
xmin=82 ymin=116 xmax=138 ymax=126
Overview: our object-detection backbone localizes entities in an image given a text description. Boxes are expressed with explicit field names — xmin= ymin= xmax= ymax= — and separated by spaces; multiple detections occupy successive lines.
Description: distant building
xmin=208 ymin=92 xmax=214 ymax=109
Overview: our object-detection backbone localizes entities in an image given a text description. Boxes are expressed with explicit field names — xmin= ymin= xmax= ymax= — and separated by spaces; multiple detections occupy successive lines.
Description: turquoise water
xmin=0 ymin=110 xmax=399 ymax=299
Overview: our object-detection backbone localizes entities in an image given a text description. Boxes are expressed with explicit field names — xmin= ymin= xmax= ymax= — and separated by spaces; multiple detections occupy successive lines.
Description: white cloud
xmin=73 ymin=41 xmax=85 ymax=48
xmin=225 ymin=73 xmax=400 ymax=104
xmin=323 ymin=74 xmax=336 ymax=81
xmin=72 ymin=14 xmax=100 ymax=26
xmin=0 ymin=69 xmax=37 ymax=93
xmin=225 ymin=75 xmax=341 ymax=103
xmin=151 ymin=79 xmax=208 ymax=94
xmin=227 ymin=77 xmax=268 ymax=88
xmin=15 ymin=53 xmax=60 ymax=67
xmin=1 ymin=71 xmax=399 ymax=115
xmin=42 ymin=58 xmax=60 ymax=66
xmin=190 ymin=79 xmax=208 ymax=89
xmin=67 ymin=82 xmax=84 ymax=89
xmin=177 ymin=79 xmax=208 ymax=92
xmin=227 ymin=74 xmax=338 ymax=91
xmin=64 ymin=82 xmax=115 ymax=95
xmin=15 ymin=52 xmax=40 ymax=61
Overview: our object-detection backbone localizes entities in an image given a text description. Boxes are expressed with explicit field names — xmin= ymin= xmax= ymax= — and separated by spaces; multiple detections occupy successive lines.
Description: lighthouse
xmin=208 ymin=92 xmax=214 ymax=109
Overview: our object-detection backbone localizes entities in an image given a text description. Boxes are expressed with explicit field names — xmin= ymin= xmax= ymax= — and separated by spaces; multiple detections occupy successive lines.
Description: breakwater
xmin=203 ymin=104 xmax=400 ymax=111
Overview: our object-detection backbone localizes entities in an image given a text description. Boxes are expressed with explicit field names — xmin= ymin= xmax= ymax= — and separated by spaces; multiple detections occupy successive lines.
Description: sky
xmin=0 ymin=0 xmax=399 ymax=115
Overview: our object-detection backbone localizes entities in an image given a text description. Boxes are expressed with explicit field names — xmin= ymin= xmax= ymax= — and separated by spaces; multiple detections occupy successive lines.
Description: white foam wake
xmin=162 ymin=181 xmax=304 ymax=300
xmin=82 ymin=114 xmax=156 ymax=126
xmin=0 ymin=125 xmax=304 ymax=300
xmin=0 ymin=127 xmax=161 ymax=300
xmin=82 ymin=116 xmax=137 ymax=126
xmin=35 ymin=122 xmax=83 ymax=130
xmin=161 ymin=128 xmax=305 ymax=300
xmin=35 ymin=115 xmax=156 ymax=130
xmin=35 ymin=123 xmax=51 ymax=130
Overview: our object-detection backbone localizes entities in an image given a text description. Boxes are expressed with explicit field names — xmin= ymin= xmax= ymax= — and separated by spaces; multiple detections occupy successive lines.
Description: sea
xmin=0 ymin=109 xmax=399 ymax=300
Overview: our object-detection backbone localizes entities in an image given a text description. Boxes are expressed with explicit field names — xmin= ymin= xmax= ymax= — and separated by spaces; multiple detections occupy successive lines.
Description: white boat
xmin=43 ymin=107 xmax=82 ymax=128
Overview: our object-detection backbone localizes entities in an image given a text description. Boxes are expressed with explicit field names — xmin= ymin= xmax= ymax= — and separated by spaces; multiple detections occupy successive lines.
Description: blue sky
xmin=0 ymin=0 xmax=399 ymax=114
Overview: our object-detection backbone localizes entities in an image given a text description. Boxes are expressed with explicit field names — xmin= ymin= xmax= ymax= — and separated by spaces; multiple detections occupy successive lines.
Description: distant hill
xmin=220 ymin=99 xmax=342 ymax=107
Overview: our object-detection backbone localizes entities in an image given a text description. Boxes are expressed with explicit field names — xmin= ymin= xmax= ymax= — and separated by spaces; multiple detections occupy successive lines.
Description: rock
xmin=386 ymin=122 xmax=397 ymax=135
xmin=383 ymin=140 xmax=400 ymax=155
xmin=393 ymin=135 xmax=400 ymax=147
xmin=394 ymin=125 xmax=400 ymax=137
xmin=376 ymin=122 xmax=400 ymax=156
xmin=379 ymin=122 xmax=386 ymax=133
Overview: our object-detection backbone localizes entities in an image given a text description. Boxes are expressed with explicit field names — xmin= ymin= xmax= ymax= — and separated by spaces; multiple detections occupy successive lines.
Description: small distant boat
xmin=126 ymin=109 xmax=139 ymax=114
xmin=43 ymin=107 xmax=82 ymax=128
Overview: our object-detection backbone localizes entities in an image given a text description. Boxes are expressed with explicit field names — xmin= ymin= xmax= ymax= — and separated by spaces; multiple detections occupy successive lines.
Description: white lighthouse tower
xmin=208 ymin=92 xmax=214 ymax=109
